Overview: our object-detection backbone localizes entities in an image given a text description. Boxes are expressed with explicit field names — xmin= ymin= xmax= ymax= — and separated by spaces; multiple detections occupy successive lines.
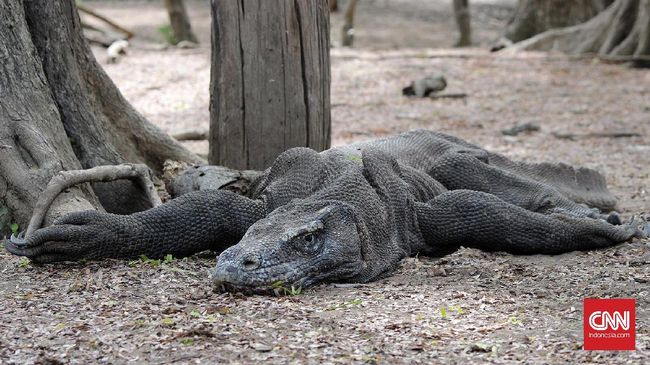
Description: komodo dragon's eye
xmin=292 ymin=231 xmax=322 ymax=254
xmin=287 ymin=220 xmax=325 ymax=254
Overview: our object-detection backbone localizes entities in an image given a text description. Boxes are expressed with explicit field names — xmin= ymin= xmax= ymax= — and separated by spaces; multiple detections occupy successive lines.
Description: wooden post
xmin=209 ymin=0 xmax=331 ymax=170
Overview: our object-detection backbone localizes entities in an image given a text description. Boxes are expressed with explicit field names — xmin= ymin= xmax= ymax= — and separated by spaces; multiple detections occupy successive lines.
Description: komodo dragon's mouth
xmin=212 ymin=281 xmax=300 ymax=296
xmin=209 ymin=260 xmax=318 ymax=296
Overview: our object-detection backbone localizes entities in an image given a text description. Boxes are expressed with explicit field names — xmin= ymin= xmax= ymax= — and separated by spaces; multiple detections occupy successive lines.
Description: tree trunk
xmin=0 ymin=0 xmax=99 ymax=233
xmin=209 ymin=0 xmax=331 ymax=170
xmin=453 ymin=0 xmax=472 ymax=46
xmin=329 ymin=0 xmax=338 ymax=13
xmin=0 ymin=0 xmax=202 ymax=233
xmin=164 ymin=0 xmax=199 ymax=44
xmin=342 ymin=0 xmax=358 ymax=47
xmin=506 ymin=0 xmax=650 ymax=66
xmin=503 ymin=0 xmax=612 ymax=43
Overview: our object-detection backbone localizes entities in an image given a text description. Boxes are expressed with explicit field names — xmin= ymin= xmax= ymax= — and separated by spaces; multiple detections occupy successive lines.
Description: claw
xmin=4 ymin=231 xmax=31 ymax=256
xmin=9 ymin=231 xmax=26 ymax=246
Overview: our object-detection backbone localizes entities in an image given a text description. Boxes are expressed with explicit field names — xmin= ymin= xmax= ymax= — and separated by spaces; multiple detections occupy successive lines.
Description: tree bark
xmin=209 ymin=0 xmax=331 ymax=170
xmin=164 ymin=0 xmax=199 ymax=44
xmin=503 ymin=0 xmax=612 ymax=43
xmin=0 ymin=0 xmax=99 ymax=233
xmin=453 ymin=0 xmax=472 ymax=46
xmin=505 ymin=0 xmax=650 ymax=65
xmin=0 ymin=0 xmax=203 ymax=233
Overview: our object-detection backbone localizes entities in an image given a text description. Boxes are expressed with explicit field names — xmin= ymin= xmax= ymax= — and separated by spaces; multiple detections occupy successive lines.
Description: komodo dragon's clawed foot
xmin=5 ymin=230 xmax=55 ymax=262
xmin=6 ymin=231 xmax=28 ymax=254
xmin=5 ymin=210 xmax=134 ymax=263
xmin=629 ymin=215 xmax=650 ymax=238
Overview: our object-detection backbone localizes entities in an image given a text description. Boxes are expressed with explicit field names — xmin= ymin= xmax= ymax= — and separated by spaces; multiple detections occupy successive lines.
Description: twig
xmin=171 ymin=129 xmax=209 ymax=141
xmin=552 ymin=131 xmax=641 ymax=141
xmin=26 ymin=164 xmax=161 ymax=238
xmin=81 ymin=21 xmax=106 ymax=34
xmin=395 ymin=114 xmax=429 ymax=122
xmin=77 ymin=4 xmax=134 ymax=39
xmin=501 ymin=122 xmax=540 ymax=136
xmin=429 ymin=93 xmax=468 ymax=100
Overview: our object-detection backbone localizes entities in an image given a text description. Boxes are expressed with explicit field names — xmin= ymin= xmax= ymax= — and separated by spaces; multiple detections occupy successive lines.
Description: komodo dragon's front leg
xmin=5 ymin=190 xmax=265 ymax=263
xmin=415 ymin=190 xmax=643 ymax=255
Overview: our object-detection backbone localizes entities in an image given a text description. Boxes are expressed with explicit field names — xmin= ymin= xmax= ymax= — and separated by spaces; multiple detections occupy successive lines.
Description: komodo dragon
xmin=5 ymin=130 xmax=646 ymax=293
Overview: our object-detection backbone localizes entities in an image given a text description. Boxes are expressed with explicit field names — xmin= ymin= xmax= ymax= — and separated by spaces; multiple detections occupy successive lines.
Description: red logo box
xmin=584 ymin=298 xmax=635 ymax=350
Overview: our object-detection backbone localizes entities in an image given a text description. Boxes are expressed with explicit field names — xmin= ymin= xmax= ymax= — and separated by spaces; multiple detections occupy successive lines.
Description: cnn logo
xmin=588 ymin=310 xmax=630 ymax=331
xmin=583 ymin=298 xmax=635 ymax=350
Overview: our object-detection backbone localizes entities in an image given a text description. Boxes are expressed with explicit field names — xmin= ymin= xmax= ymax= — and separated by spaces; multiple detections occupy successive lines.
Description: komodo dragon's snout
xmin=211 ymin=201 xmax=366 ymax=294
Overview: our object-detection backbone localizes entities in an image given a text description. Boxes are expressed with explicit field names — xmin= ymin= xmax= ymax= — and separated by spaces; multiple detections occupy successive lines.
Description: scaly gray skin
xmin=6 ymin=130 xmax=645 ymax=294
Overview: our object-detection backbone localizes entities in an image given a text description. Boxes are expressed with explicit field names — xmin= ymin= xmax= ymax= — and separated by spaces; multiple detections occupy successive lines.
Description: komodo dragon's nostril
xmin=242 ymin=255 xmax=260 ymax=271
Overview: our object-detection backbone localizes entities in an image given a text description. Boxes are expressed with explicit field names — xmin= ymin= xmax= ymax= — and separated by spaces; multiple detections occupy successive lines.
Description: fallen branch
xmin=332 ymin=53 xmax=481 ymax=61
xmin=597 ymin=55 xmax=650 ymax=63
xmin=77 ymin=4 xmax=134 ymax=39
xmin=501 ymin=122 xmax=540 ymax=136
xmin=428 ymin=93 xmax=468 ymax=100
xmin=81 ymin=21 xmax=106 ymax=34
xmin=552 ymin=131 xmax=641 ymax=141
xmin=395 ymin=114 xmax=430 ymax=122
xmin=25 ymin=164 xmax=161 ymax=238
xmin=331 ymin=101 xmax=386 ymax=108
xmin=171 ymin=129 xmax=209 ymax=141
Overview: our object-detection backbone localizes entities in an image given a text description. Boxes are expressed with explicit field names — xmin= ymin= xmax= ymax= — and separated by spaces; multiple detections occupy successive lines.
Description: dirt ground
xmin=1 ymin=0 xmax=650 ymax=364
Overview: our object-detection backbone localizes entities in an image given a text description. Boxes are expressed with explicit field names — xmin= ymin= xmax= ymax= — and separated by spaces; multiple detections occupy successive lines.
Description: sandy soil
xmin=1 ymin=1 xmax=649 ymax=364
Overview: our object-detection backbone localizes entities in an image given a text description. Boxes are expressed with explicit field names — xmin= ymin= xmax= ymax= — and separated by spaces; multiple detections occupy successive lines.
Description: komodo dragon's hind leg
xmin=5 ymin=164 xmax=265 ymax=263
xmin=428 ymin=152 xmax=620 ymax=224
xmin=415 ymin=190 xmax=645 ymax=255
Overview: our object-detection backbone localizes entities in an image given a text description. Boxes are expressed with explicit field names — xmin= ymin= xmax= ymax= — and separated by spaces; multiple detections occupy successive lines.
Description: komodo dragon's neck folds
xmin=6 ymin=130 xmax=647 ymax=294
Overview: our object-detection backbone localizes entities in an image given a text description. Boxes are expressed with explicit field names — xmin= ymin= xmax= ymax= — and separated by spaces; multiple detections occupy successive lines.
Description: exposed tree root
xmin=25 ymin=164 xmax=161 ymax=237
xmin=504 ymin=0 xmax=650 ymax=65
xmin=171 ymin=129 xmax=209 ymax=141
xmin=502 ymin=0 xmax=609 ymax=44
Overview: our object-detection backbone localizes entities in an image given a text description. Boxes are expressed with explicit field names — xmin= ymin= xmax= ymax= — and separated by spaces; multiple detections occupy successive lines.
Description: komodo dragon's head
xmin=210 ymin=201 xmax=367 ymax=294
